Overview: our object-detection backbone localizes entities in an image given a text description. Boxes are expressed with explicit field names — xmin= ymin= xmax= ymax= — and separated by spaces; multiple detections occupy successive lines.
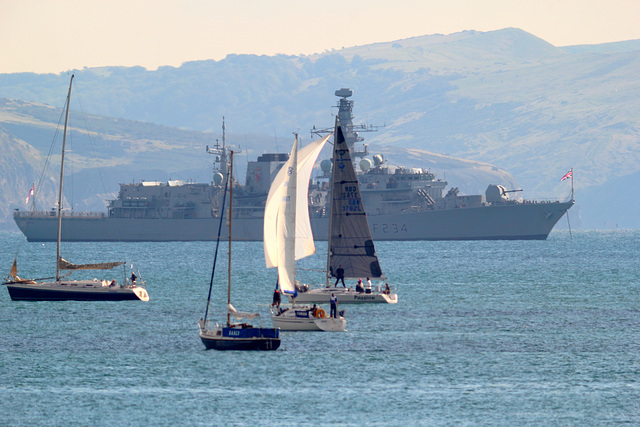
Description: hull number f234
xmin=372 ymin=223 xmax=408 ymax=234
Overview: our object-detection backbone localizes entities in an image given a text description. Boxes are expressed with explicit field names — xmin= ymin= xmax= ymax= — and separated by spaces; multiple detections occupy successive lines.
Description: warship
xmin=13 ymin=88 xmax=574 ymax=242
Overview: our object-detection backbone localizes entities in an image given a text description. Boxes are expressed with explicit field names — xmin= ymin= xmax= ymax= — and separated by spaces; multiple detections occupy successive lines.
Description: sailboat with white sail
xmin=285 ymin=121 xmax=398 ymax=305
xmin=265 ymin=133 xmax=346 ymax=331
xmin=3 ymin=75 xmax=149 ymax=302
xmin=198 ymin=150 xmax=281 ymax=350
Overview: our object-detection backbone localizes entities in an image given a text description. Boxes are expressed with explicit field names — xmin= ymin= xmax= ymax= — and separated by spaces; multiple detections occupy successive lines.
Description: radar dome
xmin=321 ymin=159 xmax=332 ymax=173
xmin=213 ymin=172 xmax=224 ymax=185
xmin=373 ymin=154 xmax=384 ymax=166
xmin=359 ymin=158 xmax=372 ymax=171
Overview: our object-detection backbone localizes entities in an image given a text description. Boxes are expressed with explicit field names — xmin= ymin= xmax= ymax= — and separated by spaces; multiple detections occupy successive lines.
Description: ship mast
xmin=221 ymin=117 xmax=227 ymax=177
xmin=206 ymin=117 xmax=229 ymax=180
xmin=311 ymin=88 xmax=383 ymax=159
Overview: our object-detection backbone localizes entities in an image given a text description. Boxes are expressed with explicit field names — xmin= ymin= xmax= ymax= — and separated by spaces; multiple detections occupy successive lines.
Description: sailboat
xmin=3 ymin=75 xmax=149 ymax=302
xmin=284 ymin=122 xmax=398 ymax=305
xmin=265 ymin=134 xmax=346 ymax=331
xmin=198 ymin=150 xmax=281 ymax=350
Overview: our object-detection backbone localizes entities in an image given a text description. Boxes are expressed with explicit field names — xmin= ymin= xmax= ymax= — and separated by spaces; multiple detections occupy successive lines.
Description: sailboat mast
xmin=227 ymin=150 xmax=234 ymax=326
xmin=56 ymin=74 xmax=74 ymax=282
xmin=325 ymin=119 xmax=338 ymax=287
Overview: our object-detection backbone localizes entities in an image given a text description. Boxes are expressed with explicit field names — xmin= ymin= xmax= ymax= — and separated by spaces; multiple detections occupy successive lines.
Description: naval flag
xmin=25 ymin=184 xmax=34 ymax=205
xmin=560 ymin=170 xmax=572 ymax=182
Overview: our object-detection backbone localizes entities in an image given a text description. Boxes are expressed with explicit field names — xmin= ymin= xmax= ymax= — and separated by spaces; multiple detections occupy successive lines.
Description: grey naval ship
xmin=14 ymin=88 xmax=574 ymax=242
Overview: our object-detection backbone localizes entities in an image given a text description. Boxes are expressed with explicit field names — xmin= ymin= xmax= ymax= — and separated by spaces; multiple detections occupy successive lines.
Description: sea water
xmin=1 ymin=230 xmax=638 ymax=425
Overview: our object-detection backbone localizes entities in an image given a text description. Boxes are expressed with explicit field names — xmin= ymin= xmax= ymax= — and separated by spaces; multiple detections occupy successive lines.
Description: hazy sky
xmin=2 ymin=0 xmax=639 ymax=74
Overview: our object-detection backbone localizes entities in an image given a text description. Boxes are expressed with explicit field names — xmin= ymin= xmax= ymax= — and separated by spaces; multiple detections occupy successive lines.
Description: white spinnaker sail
xmin=264 ymin=134 xmax=330 ymax=269
xmin=276 ymin=137 xmax=298 ymax=294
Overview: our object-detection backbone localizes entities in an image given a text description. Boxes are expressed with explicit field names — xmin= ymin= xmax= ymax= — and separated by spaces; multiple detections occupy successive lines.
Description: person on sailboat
xmin=330 ymin=293 xmax=338 ymax=318
xmin=272 ymin=284 xmax=281 ymax=309
xmin=130 ymin=272 xmax=137 ymax=285
xmin=355 ymin=279 xmax=364 ymax=293
xmin=383 ymin=283 xmax=391 ymax=295
xmin=365 ymin=278 xmax=372 ymax=294
xmin=334 ymin=265 xmax=345 ymax=287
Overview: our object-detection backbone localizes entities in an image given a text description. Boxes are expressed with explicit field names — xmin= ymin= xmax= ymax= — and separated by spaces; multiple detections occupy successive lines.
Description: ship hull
xmin=14 ymin=200 xmax=573 ymax=242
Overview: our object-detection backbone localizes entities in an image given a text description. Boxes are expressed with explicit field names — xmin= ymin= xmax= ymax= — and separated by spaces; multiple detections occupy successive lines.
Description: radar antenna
xmin=311 ymin=88 xmax=384 ymax=159
xmin=206 ymin=117 xmax=242 ymax=179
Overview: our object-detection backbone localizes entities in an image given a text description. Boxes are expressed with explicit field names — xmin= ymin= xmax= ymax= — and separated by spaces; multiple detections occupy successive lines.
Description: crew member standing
xmin=272 ymin=285 xmax=281 ymax=308
xmin=334 ymin=265 xmax=345 ymax=287
xmin=330 ymin=293 xmax=338 ymax=318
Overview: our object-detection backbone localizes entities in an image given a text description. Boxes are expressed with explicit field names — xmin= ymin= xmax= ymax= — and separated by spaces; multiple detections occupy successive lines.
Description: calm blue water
xmin=1 ymin=230 xmax=639 ymax=425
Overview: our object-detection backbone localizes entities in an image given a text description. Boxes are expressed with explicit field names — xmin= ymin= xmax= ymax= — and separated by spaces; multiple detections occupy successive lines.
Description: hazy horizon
xmin=2 ymin=0 xmax=640 ymax=74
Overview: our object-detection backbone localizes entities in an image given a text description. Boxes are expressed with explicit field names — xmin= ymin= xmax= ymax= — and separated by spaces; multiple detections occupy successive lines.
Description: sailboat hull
xmin=199 ymin=326 xmax=281 ymax=351
xmin=290 ymin=287 xmax=398 ymax=304
xmin=271 ymin=307 xmax=347 ymax=331
xmin=5 ymin=281 xmax=149 ymax=301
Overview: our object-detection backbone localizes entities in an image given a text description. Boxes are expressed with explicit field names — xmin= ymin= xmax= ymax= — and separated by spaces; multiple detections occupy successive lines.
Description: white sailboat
xmin=199 ymin=150 xmax=281 ymax=350
xmin=265 ymin=133 xmax=346 ymax=331
xmin=3 ymin=75 xmax=149 ymax=302
xmin=285 ymin=121 xmax=398 ymax=305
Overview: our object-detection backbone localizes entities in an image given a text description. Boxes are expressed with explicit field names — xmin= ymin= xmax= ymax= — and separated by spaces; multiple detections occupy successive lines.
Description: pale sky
xmin=2 ymin=0 xmax=640 ymax=74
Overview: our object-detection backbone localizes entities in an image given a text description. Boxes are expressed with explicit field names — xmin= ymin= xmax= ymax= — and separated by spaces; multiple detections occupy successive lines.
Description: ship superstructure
xmin=14 ymin=89 xmax=574 ymax=242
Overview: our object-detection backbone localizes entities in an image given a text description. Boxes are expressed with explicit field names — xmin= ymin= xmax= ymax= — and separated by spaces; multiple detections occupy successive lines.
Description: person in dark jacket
xmin=334 ymin=265 xmax=345 ymax=287
xmin=272 ymin=285 xmax=281 ymax=308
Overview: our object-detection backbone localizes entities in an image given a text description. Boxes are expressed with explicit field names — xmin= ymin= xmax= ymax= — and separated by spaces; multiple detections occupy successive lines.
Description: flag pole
xmin=571 ymin=168 xmax=574 ymax=201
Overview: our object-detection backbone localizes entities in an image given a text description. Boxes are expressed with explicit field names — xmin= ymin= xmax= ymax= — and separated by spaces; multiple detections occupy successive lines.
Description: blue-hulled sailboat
xmin=3 ymin=74 xmax=149 ymax=302
xmin=198 ymin=150 xmax=280 ymax=351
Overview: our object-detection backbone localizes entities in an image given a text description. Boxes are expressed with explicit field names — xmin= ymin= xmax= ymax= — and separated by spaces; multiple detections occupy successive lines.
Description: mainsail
xmin=327 ymin=124 xmax=383 ymax=280
xmin=58 ymin=258 xmax=125 ymax=271
xmin=226 ymin=303 xmax=259 ymax=320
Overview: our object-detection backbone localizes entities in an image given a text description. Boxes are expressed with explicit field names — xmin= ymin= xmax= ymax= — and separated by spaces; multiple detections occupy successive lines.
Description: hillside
xmin=1 ymin=28 xmax=639 ymax=228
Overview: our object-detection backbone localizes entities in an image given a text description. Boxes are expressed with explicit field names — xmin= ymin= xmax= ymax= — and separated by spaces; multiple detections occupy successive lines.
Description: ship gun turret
xmin=485 ymin=185 xmax=523 ymax=203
